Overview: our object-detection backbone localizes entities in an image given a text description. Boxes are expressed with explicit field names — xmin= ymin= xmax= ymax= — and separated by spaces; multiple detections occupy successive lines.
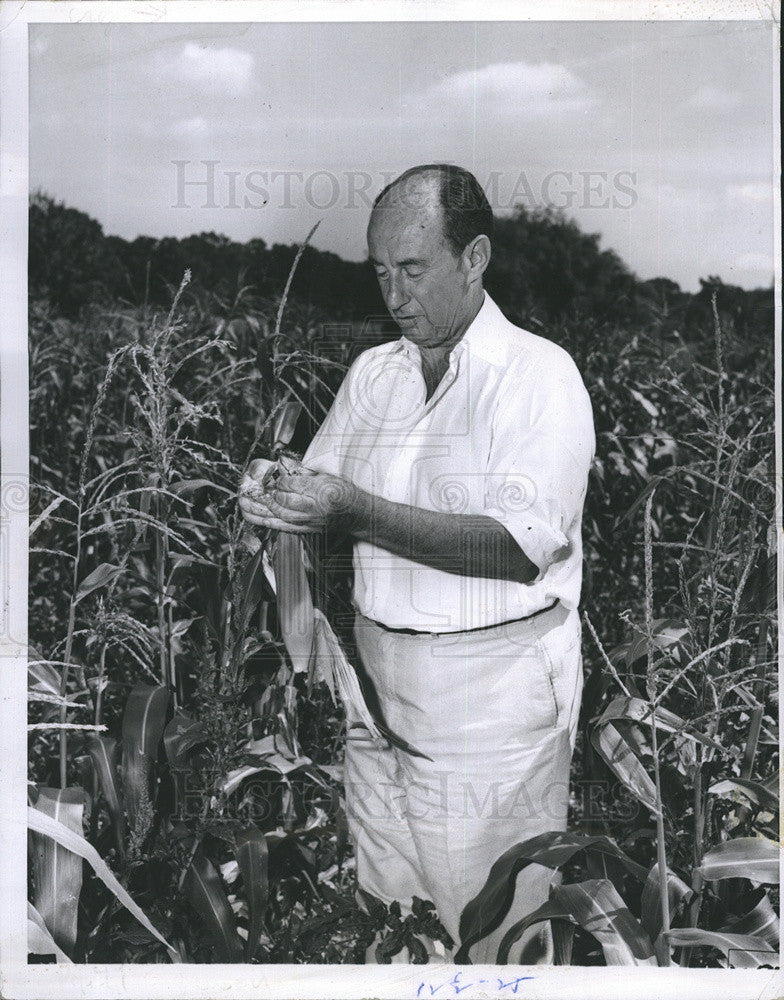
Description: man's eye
xmin=404 ymin=268 xmax=424 ymax=279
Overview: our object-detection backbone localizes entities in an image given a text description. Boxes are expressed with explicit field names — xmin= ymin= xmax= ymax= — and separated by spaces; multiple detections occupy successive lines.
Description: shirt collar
xmin=394 ymin=290 xmax=508 ymax=368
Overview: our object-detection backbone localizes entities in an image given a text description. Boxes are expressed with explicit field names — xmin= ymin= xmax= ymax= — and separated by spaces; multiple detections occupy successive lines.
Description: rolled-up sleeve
xmin=482 ymin=350 xmax=595 ymax=583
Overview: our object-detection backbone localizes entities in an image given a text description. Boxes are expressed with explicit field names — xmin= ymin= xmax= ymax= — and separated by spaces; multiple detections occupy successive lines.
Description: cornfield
xmin=27 ymin=211 xmax=778 ymax=965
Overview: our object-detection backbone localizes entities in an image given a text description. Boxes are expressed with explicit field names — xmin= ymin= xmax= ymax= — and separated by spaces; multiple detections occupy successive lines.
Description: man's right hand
xmin=238 ymin=458 xmax=321 ymax=533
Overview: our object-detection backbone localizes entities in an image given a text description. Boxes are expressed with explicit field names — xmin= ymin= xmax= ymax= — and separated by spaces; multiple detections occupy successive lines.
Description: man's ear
xmin=464 ymin=234 xmax=491 ymax=281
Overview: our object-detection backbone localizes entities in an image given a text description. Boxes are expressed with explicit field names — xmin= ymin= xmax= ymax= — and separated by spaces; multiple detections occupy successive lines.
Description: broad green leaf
xmin=719 ymin=890 xmax=779 ymax=950
xmin=497 ymin=880 xmax=657 ymax=966
xmin=272 ymin=399 xmax=303 ymax=448
xmin=74 ymin=562 xmax=122 ymax=604
xmin=233 ymin=547 xmax=270 ymax=647
xmin=599 ymin=696 xmax=720 ymax=750
xmin=28 ymin=902 xmax=72 ymax=963
xmin=121 ymin=683 xmax=171 ymax=831
xmin=708 ymin=777 xmax=779 ymax=813
xmin=622 ymin=619 xmax=689 ymax=668
xmin=591 ymin=696 xmax=720 ymax=814
xmin=234 ymin=826 xmax=269 ymax=961
xmin=243 ymin=734 xmax=312 ymax=774
xmin=162 ymin=710 xmax=207 ymax=813
xmin=639 ymin=862 xmax=693 ymax=942
xmin=456 ymin=831 xmax=646 ymax=962
xmin=552 ymin=918 xmax=575 ymax=965
xmin=272 ymin=532 xmax=314 ymax=674
xmin=27 ymin=806 xmax=177 ymax=958
xmin=169 ymin=478 xmax=214 ymax=496
xmin=85 ymin=735 xmax=125 ymax=858
xmin=663 ymin=928 xmax=778 ymax=969
xmin=163 ymin=711 xmax=206 ymax=768
xmin=29 ymin=788 xmax=86 ymax=957
xmin=698 ymin=837 xmax=780 ymax=884
xmin=183 ymin=850 xmax=243 ymax=962
xmin=222 ymin=736 xmax=312 ymax=796
xmin=614 ymin=475 xmax=666 ymax=529
xmin=28 ymin=660 xmax=61 ymax=698
xmin=592 ymin=718 xmax=658 ymax=813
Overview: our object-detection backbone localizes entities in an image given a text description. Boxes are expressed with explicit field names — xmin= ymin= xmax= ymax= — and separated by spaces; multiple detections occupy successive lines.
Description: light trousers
xmin=345 ymin=601 xmax=583 ymax=965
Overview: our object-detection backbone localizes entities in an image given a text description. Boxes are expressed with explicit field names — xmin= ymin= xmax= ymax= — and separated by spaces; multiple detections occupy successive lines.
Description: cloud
xmin=725 ymin=182 xmax=773 ymax=205
xmin=421 ymin=60 xmax=594 ymax=117
xmin=685 ymin=85 xmax=742 ymax=112
xmin=170 ymin=116 xmax=211 ymax=139
xmin=162 ymin=42 xmax=254 ymax=96
xmin=733 ymin=252 xmax=774 ymax=271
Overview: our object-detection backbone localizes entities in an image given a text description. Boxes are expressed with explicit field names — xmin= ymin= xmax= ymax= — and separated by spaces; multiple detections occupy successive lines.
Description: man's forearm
xmin=346 ymin=487 xmax=539 ymax=584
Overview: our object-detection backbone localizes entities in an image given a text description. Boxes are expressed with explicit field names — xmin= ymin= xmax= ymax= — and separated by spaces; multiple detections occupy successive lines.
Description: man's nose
xmin=385 ymin=273 xmax=409 ymax=311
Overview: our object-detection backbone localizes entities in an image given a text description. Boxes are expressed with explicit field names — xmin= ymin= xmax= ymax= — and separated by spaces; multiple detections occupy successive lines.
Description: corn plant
xmin=28 ymin=234 xmax=428 ymax=963
xmin=457 ymin=294 xmax=778 ymax=968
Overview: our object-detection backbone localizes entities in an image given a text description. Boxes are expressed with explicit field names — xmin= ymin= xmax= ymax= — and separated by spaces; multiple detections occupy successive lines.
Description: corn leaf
xmin=163 ymin=710 xmax=206 ymax=768
xmin=222 ymin=736 xmax=312 ymax=796
xmin=456 ymin=831 xmax=646 ymax=962
xmin=27 ymin=902 xmax=72 ymax=963
xmin=29 ymin=788 xmax=86 ymax=957
xmin=27 ymin=806 xmax=177 ymax=958
xmin=74 ymin=562 xmax=122 ymax=604
xmin=552 ymin=917 xmax=575 ymax=965
xmin=621 ymin=619 xmax=689 ymax=667
xmin=272 ymin=532 xmax=314 ymax=674
xmin=497 ymin=880 xmax=657 ymax=966
xmin=591 ymin=696 xmax=721 ymax=815
xmin=639 ymin=862 xmax=693 ymax=942
xmin=591 ymin=719 xmax=658 ymax=814
xmin=163 ymin=710 xmax=207 ymax=813
xmin=663 ymin=928 xmax=778 ymax=969
xmin=234 ymin=826 xmax=269 ymax=961
xmin=718 ymin=890 xmax=779 ymax=950
xmin=85 ymin=735 xmax=125 ymax=858
xmin=599 ymin=696 xmax=720 ymax=750
xmin=28 ymin=660 xmax=62 ymax=698
xmin=233 ymin=547 xmax=271 ymax=645
xmin=169 ymin=478 xmax=214 ymax=496
xmin=272 ymin=399 xmax=302 ymax=448
xmin=312 ymin=609 xmax=432 ymax=761
xmin=183 ymin=850 xmax=243 ymax=962
xmin=708 ymin=777 xmax=779 ymax=813
xmin=121 ymin=683 xmax=170 ymax=830
xmin=698 ymin=837 xmax=780 ymax=884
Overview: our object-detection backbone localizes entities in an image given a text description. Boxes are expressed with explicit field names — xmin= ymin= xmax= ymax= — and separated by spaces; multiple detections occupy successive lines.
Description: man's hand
xmin=238 ymin=459 xmax=321 ymax=534
xmin=238 ymin=462 xmax=362 ymax=535
xmin=270 ymin=471 xmax=362 ymax=532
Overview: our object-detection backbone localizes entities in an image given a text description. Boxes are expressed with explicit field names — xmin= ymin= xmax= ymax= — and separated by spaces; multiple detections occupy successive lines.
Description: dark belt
xmin=364 ymin=599 xmax=560 ymax=636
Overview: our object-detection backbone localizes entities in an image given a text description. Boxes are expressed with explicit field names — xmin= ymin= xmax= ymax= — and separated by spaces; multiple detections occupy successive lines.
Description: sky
xmin=29 ymin=19 xmax=777 ymax=292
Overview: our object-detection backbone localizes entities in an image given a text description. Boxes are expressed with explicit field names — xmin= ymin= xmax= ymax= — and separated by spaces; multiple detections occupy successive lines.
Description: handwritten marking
xmin=416 ymin=972 xmax=535 ymax=997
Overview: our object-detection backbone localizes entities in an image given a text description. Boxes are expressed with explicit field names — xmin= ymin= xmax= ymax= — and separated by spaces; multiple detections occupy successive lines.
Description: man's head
xmin=367 ymin=165 xmax=492 ymax=349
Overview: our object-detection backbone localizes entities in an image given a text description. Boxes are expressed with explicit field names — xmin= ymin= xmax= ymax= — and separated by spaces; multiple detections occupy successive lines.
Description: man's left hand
xmin=261 ymin=471 xmax=362 ymax=533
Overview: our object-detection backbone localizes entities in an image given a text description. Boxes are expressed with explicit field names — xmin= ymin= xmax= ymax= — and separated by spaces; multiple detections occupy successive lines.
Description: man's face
xmin=367 ymin=179 xmax=472 ymax=349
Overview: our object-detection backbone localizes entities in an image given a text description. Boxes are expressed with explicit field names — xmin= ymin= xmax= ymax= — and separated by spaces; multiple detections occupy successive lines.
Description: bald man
xmin=240 ymin=164 xmax=595 ymax=964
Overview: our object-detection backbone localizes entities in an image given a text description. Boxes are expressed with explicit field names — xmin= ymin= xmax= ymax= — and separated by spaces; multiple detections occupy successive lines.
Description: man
xmin=239 ymin=164 xmax=595 ymax=964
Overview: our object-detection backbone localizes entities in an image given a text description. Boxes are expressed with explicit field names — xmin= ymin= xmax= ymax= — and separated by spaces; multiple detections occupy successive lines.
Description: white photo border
xmin=1 ymin=2 xmax=781 ymax=998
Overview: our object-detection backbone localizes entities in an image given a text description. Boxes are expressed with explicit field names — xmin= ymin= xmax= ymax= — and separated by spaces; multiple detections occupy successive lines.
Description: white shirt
xmin=302 ymin=290 xmax=595 ymax=632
